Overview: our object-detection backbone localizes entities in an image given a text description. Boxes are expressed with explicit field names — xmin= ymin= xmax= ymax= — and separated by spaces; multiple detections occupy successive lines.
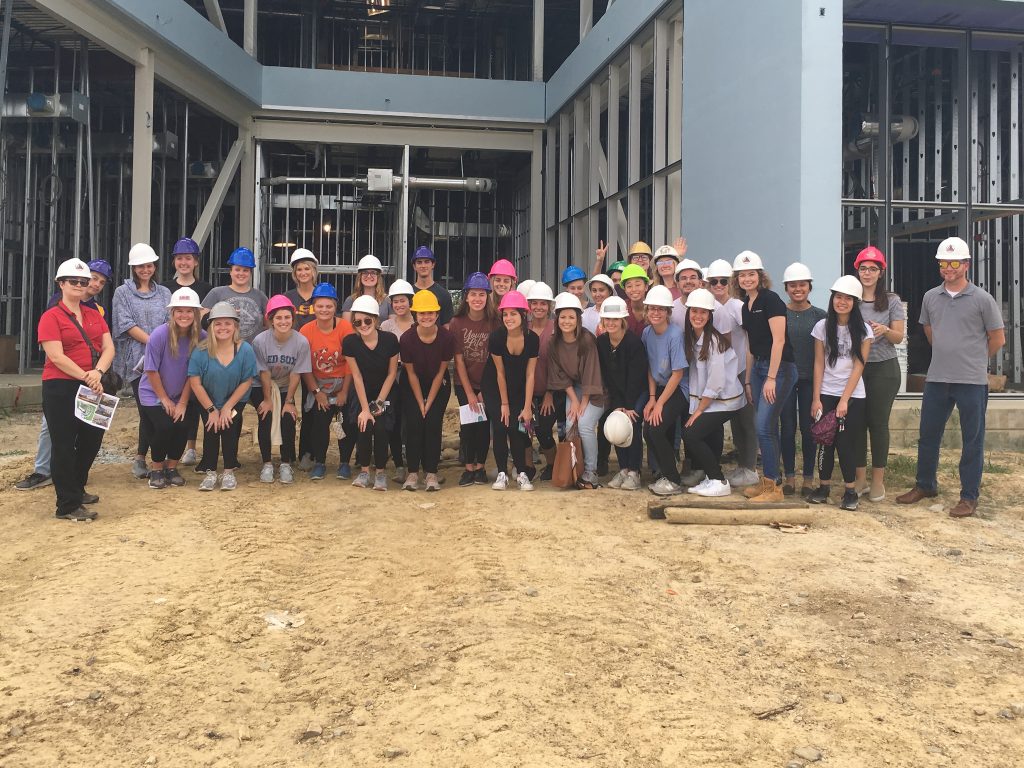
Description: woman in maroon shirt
xmin=38 ymin=258 xmax=115 ymax=521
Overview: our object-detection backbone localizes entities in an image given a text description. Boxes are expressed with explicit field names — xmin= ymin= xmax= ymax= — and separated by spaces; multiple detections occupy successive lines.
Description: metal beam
xmin=238 ymin=127 xmax=256 ymax=251
xmin=252 ymin=118 xmax=535 ymax=152
xmin=131 ymin=46 xmax=155 ymax=245
xmin=530 ymin=128 xmax=544 ymax=281
xmin=243 ymin=0 xmax=256 ymax=56
xmin=192 ymin=139 xmax=244 ymax=249
xmin=580 ymin=0 xmax=593 ymax=40
xmin=203 ymin=0 xmax=227 ymax=34
xmin=533 ymin=0 xmax=544 ymax=81
xmin=0 ymin=0 xmax=14 ymax=139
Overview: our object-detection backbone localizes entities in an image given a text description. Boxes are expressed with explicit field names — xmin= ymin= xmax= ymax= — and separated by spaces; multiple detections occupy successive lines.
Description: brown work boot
xmin=743 ymin=477 xmax=768 ymax=498
xmin=948 ymin=498 xmax=978 ymax=518
xmin=895 ymin=486 xmax=938 ymax=505
xmin=750 ymin=479 xmax=784 ymax=503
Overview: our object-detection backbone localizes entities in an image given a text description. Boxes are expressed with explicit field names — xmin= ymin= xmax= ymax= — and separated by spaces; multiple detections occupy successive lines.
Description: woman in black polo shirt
xmin=732 ymin=251 xmax=798 ymax=503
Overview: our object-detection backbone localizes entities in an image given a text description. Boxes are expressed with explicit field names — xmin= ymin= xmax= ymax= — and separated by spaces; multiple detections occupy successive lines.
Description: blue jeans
xmin=750 ymin=359 xmax=798 ymax=482
xmin=780 ymin=377 xmax=815 ymax=480
xmin=916 ymin=382 xmax=988 ymax=501
xmin=565 ymin=386 xmax=605 ymax=473
xmin=35 ymin=416 xmax=52 ymax=476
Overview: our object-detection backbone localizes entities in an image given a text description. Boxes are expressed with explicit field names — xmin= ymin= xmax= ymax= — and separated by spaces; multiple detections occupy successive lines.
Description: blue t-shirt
xmin=187 ymin=342 xmax=258 ymax=408
xmin=642 ymin=323 xmax=688 ymax=397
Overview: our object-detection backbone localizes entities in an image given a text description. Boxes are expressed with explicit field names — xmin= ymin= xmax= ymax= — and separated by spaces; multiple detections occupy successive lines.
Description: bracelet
xmin=766 ymin=376 xmax=776 ymax=381
xmin=501 ymin=402 xmax=509 ymax=406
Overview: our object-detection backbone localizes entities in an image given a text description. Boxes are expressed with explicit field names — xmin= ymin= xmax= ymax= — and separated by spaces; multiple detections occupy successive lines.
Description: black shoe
xmin=458 ymin=470 xmax=476 ymax=487
xmin=81 ymin=492 xmax=100 ymax=504
xmin=165 ymin=468 xmax=186 ymax=487
xmin=193 ymin=464 xmax=206 ymax=474
xmin=473 ymin=468 xmax=488 ymax=484
xmin=840 ymin=488 xmax=859 ymax=511
xmin=148 ymin=471 xmax=167 ymax=490
xmin=596 ymin=461 xmax=609 ymax=477
xmin=56 ymin=506 xmax=97 ymax=521
xmin=807 ymin=486 xmax=830 ymax=505
xmin=16 ymin=472 xmax=52 ymax=490
xmin=800 ymin=486 xmax=814 ymax=500
xmin=538 ymin=465 xmax=553 ymax=482
xmin=782 ymin=483 xmax=795 ymax=496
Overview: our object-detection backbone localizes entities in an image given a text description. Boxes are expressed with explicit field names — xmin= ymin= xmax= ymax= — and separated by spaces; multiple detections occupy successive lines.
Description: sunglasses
xmin=938 ymin=260 xmax=964 ymax=269
xmin=708 ymin=278 xmax=729 ymax=286
xmin=655 ymin=258 xmax=676 ymax=266
xmin=353 ymin=317 xmax=376 ymax=328
xmin=63 ymin=277 xmax=90 ymax=287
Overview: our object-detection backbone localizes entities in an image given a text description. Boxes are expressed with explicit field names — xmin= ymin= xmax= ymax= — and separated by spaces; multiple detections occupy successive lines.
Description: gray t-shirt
xmin=342 ymin=294 xmax=393 ymax=321
xmin=919 ymin=283 xmax=1003 ymax=385
xmin=203 ymin=286 xmax=269 ymax=344
xmin=861 ymin=293 xmax=906 ymax=363
xmin=786 ymin=305 xmax=827 ymax=380
xmin=251 ymin=329 xmax=312 ymax=390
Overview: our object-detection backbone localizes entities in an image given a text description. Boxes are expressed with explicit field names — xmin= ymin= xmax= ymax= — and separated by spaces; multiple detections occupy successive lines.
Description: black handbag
xmin=62 ymin=308 xmax=123 ymax=395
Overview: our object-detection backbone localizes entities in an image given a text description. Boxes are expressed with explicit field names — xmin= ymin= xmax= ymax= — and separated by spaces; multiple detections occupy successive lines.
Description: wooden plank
xmin=648 ymin=498 xmax=808 ymax=515
xmin=662 ymin=507 xmax=816 ymax=526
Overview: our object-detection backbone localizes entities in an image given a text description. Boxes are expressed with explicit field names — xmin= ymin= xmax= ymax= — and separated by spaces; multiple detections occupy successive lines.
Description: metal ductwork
xmin=1 ymin=92 xmax=89 ymax=124
xmin=261 ymin=172 xmax=496 ymax=194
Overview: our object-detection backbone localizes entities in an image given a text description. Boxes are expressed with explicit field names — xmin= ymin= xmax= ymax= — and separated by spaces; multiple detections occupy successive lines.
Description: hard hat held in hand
xmin=603 ymin=410 xmax=634 ymax=448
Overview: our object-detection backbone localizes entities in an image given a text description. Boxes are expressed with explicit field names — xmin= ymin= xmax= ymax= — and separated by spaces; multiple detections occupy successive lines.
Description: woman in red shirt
xmin=38 ymin=258 xmax=115 ymax=521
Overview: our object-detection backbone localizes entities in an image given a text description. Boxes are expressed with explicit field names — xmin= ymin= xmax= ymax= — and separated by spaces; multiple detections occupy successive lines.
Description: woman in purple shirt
xmin=138 ymin=288 xmax=205 ymax=489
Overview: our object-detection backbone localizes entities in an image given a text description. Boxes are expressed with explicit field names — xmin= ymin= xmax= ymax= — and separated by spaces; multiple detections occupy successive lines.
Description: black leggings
xmin=198 ymin=408 xmax=243 ymax=471
xmin=531 ymin=391 xmax=564 ymax=452
xmin=297 ymin=379 xmax=312 ymax=459
xmin=455 ymin=384 xmax=491 ymax=466
xmin=484 ymin=392 xmax=533 ymax=478
xmin=250 ymin=387 xmax=297 ymax=464
xmin=404 ymin=378 xmax=451 ymax=474
xmin=305 ymin=402 xmax=340 ymax=464
xmin=818 ymin=394 xmax=866 ymax=485
xmin=355 ymin=409 xmax=391 ymax=470
xmin=643 ymin=386 xmax=686 ymax=484
xmin=389 ymin=374 xmax=407 ymax=468
xmin=131 ymin=377 xmax=152 ymax=457
xmin=140 ymin=403 xmax=191 ymax=463
xmin=683 ymin=410 xmax=732 ymax=481
xmin=43 ymin=379 xmax=104 ymax=514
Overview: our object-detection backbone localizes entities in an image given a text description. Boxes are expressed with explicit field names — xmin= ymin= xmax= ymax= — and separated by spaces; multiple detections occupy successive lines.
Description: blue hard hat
xmin=227 ymin=247 xmax=256 ymax=269
xmin=87 ymin=259 xmax=112 ymax=280
xmin=561 ymin=265 xmax=587 ymax=285
xmin=463 ymin=271 xmax=491 ymax=292
xmin=413 ymin=245 xmax=435 ymax=262
xmin=172 ymin=237 xmax=200 ymax=256
xmin=311 ymin=282 xmax=339 ymax=302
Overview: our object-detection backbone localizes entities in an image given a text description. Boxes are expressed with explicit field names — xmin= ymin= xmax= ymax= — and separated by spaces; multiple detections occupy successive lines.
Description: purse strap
xmin=60 ymin=305 xmax=101 ymax=367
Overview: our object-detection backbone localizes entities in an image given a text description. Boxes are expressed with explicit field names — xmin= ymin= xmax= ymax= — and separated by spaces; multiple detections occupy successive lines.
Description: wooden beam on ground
xmin=661 ymin=506 xmax=815 ymax=526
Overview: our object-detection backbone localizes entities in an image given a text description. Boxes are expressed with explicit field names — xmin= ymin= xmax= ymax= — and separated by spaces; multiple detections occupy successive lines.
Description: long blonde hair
xmin=199 ymin=320 xmax=242 ymax=351
xmin=168 ymin=309 xmax=202 ymax=358
xmin=349 ymin=270 xmax=387 ymax=306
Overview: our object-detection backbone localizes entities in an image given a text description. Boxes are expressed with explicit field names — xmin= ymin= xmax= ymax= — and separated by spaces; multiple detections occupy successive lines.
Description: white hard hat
xmin=674 ymin=258 xmax=703 ymax=277
xmin=587 ymin=273 xmax=615 ymax=292
xmin=685 ymin=288 xmax=716 ymax=311
xmin=936 ymin=236 xmax=971 ymax=260
xmin=207 ymin=301 xmax=240 ymax=321
xmin=526 ymin=282 xmax=555 ymax=302
xmin=831 ymin=274 xmax=864 ymax=301
xmin=782 ymin=262 xmax=813 ymax=283
xmin=704 ymin=259 xmax=733 ymax=279
xmin=55 ymin=258 xmax=92 ymax=281
xmin=357 ymin=254 xmax=383 ymax=272
xmin=599 ymin=296 xmax=629 ymax=319
xmin=351 ymin=295 xmax=380 ymax=316
xmin=128 ymin=242 xmax=158 ymax=266
xmin=516 ymin=279 xmax=537 ymax=299
xmin=388 ymin=279 xmax=414 ymax=297
xmin=553 ymin=291 xmax=583 ymax=313
xmin=732 ymin=250 xmax=763 ymax=271
xmin=603 ymin=410 xmax=634 ymax=448
xmin=289 ymin=248 xmax=318 ymax=266
xmin=643 ymin=284 xmax=674 ymax=307
xmin=167 ymin=287 xmax=202 ymax=309
xmin=654 ymin=244 xmax=680 ymax=261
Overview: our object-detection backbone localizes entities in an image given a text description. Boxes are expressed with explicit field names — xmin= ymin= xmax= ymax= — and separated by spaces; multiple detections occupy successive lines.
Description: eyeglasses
xmin=938 ymin=260 xmax=964 ymax=270
xmin=655 ymin=258 xmax=676 ymax=266
xmin=857 ymin=265 xmax=881 ymax=273
xmin=708 ymin=278 xmax=729 ymax=286
xmin=63 ymin=278 xmax=90 ymax=287
xmin=630 ymin=254 xmax=650 ymax=262
xmin=353 ymin=317 xmax=376 ymax=328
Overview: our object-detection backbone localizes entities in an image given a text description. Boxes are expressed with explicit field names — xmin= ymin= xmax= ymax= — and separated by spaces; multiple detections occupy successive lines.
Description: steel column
xmin=1010 ymin=50 xmax=1021 ymax=380
xmin=131 ymin=47 xmax=155 ymax=245
xmin=244 ymin=0 xmax=257 ymax=56
xmin=530 ymin=128 xmax=543 ymax=282
xmin=192 ymin=138 xmax=244 ymax=249
xmin=532 ymin=0 xmax=544 ymax=81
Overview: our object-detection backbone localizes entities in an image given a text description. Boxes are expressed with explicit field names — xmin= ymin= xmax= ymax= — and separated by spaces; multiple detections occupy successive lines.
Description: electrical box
xmin=367 ymin=169 xmax=393 ymax=192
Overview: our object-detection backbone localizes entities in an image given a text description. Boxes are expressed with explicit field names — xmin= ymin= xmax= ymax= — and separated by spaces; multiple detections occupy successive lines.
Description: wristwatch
xmin=207 ymin=405 xmax=216 ymax=414
xmin=314 ymin=386 xmax=322 ymax=394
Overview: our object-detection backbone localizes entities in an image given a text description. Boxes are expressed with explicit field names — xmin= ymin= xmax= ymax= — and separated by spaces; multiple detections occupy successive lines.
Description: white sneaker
xmin=180 ymin=448 xmax=198 ymax=466
xmin=729 ymin=467 xmax=760 ymax=488
xmin=492 ymin=471 xmax=508 ymax=490
xmin=517 ymin=472 xmax=534 ymax=491
xmin=199 ymin=470 xmax=218 ymax=491
xmin=352 ymin=471 xmax=370 ymax=488
xmin=607 ymin=469 xmax=626 ymax=489
xmin=620 ymin=471 xmax=641 ymax=491
xmin=687 ymin=477 xmax=712 ymax=494
xmin=279 ymin=464 xmax=294 ymax=484
xmin=696 ymin=479 xmax=732 ymax=497
xmin=260 ymin=463 xmax=275 ymax=483
xmin=220 ymin=472 xmax=237 ymax=491
xmin=650 ymin=477 xmax=683 ymax=496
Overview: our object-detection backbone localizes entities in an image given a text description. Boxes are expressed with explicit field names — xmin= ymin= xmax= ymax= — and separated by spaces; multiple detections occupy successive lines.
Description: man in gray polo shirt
xmin=896 ymin=236 xmax=1005 ymax=518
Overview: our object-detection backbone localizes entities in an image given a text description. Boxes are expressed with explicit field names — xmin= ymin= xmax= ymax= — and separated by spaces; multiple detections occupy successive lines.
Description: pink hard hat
xmin=497 ymin=290 xmax=529 ymax=312
xmin=854 ymin=246 xmax=886 ymax=270
xmin=265 ymin=294 xmax=296 ymax=317
xmin=488 ymin=259 xmax=517 ymax=279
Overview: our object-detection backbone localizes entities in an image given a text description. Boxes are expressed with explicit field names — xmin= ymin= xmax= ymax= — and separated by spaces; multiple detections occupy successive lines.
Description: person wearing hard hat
xmin=852 ymin=246 xmax=906 ymax=503
xmin=410 ymin=246 xmax=454 ymax=326
xmin=671 ymin=259 xmax=704 ymax=315
xmin=342 ymin=255 xmax=392 ymax=323
xmin=626 ymin=241 xmax=655 ymax=281
xmin=201 ymin=247 xmax=269 ymax=345
xmin=526 ymin=282 xmax=560 ymax=481
xmin=37 ymin=258 xmax=115 ymax=520
xmin=681 ymin=288 xmax=747 ymax=497
xmin=284 ymin=248 xmax=320 ymax=330
xmin=188 ymin=302 xmax=258 ymax=492
xmin=581 ymin=274 xmax=615 ymax=335
xmin=138 ymin=288 xmax=206 ymax=490
xmin=400 ymin=290 xmax=455 ymax=491
xmin=596 ymin=296 xmax=649 ymax=491
xmin=451 ymin=273 xmax=499 ymax=486
xmin=895 ymin=237 xmax=1005 ymax=518
xmin=808 ymin=276 xmax=874 ymax=511
xmin=487 ymin=259 xmax=518 ymax=312
xmin=780 ymin=262 xmax=827 ymax=499
xmin=561 ymin=265 xmax=589 ymax=305
xmin=380 ymin=279 xmax=416 ymax=483
xmin=113 ymin=243 xmax=174 ymax=481
xmin=548 ymin=292 xmax=605 ymax=488
xmin=299 ymin=282 xmax=355 ymax=481
xmin=619 ymin=264 xmax=651 ymax=337
xmin=343 ymin=295 xmax=401 ymax=491
xmin=251 ymin=296 xmax=312 ymax=485
xmin=652 ymin=244 xmax=681 ymax=296
xmin=163 ymin=237 xmax=212 ymax=302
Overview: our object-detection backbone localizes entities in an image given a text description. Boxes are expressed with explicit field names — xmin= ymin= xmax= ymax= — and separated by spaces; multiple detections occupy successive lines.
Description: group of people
xmin=25 ymin=233 xmax=1003 ymax=522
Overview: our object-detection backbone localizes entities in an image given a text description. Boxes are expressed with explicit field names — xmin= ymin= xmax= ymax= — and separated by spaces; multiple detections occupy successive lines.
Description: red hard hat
xmin=854 ymin=246 xmax=886 ymax=269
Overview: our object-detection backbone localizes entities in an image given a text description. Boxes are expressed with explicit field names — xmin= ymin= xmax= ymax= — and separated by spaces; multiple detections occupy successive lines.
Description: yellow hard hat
xmin=627 ymin=241 xmax=653 ymax=257
xmin=411 ymin=289 xmax=441 ymax=313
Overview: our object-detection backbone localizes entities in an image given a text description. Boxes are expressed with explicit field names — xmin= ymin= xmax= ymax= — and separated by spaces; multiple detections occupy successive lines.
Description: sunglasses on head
xmin=63 ymin=277 xmax=90 ymax=287
xmin=708 ymin=278 xmax=729 ymax=286
xmin=938 ymin=260 xmax=964 ymax=269
xmin=353 ymin=317 xmax=375 ymax=328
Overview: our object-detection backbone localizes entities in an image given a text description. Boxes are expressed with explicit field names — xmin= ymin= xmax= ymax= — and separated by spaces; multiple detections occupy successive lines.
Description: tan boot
xmin=743 ymin=477 xmax=767 ymax=498
xmin=750 ymin=478 xmax=784 ymax=503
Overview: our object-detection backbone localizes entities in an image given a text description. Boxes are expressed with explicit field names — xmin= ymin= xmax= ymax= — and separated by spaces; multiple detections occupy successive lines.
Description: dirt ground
xmin=0 ymin=401 xmax=1022 ymax=768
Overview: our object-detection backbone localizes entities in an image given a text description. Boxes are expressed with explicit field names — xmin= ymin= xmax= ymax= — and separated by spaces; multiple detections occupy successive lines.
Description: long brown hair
xmin=729 ymin=269 xmax=772 ymax=299
xmin=549 ymin=309 xmax=597 ymax=359
xmin=870 ymin=268 xmax=891 ymax=313
xmin=349 ymin=270 xmax=387 ymax=306
xmin=168 ymin=309 xmax=202 ymax=358
xmin=684 ymin=310 xmax=730 ymax=363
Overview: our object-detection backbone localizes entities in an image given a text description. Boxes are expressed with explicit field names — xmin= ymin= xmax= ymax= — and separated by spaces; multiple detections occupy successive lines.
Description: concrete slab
xmin=0 ymin=373 xmax=43 ymax=410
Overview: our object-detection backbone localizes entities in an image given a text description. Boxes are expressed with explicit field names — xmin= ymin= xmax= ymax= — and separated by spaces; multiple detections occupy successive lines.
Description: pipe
xmin=0 ymin=0 xmax=14 ymax=139
xmin=261 ymin=175 xmax=496 ymax=192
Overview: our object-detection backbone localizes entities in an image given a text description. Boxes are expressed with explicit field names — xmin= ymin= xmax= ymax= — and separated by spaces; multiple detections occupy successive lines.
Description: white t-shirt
xmin=582 ymin=305 xmax=602 ymax=335
xmin=811 ymin=319 xmax=874 ymax=398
